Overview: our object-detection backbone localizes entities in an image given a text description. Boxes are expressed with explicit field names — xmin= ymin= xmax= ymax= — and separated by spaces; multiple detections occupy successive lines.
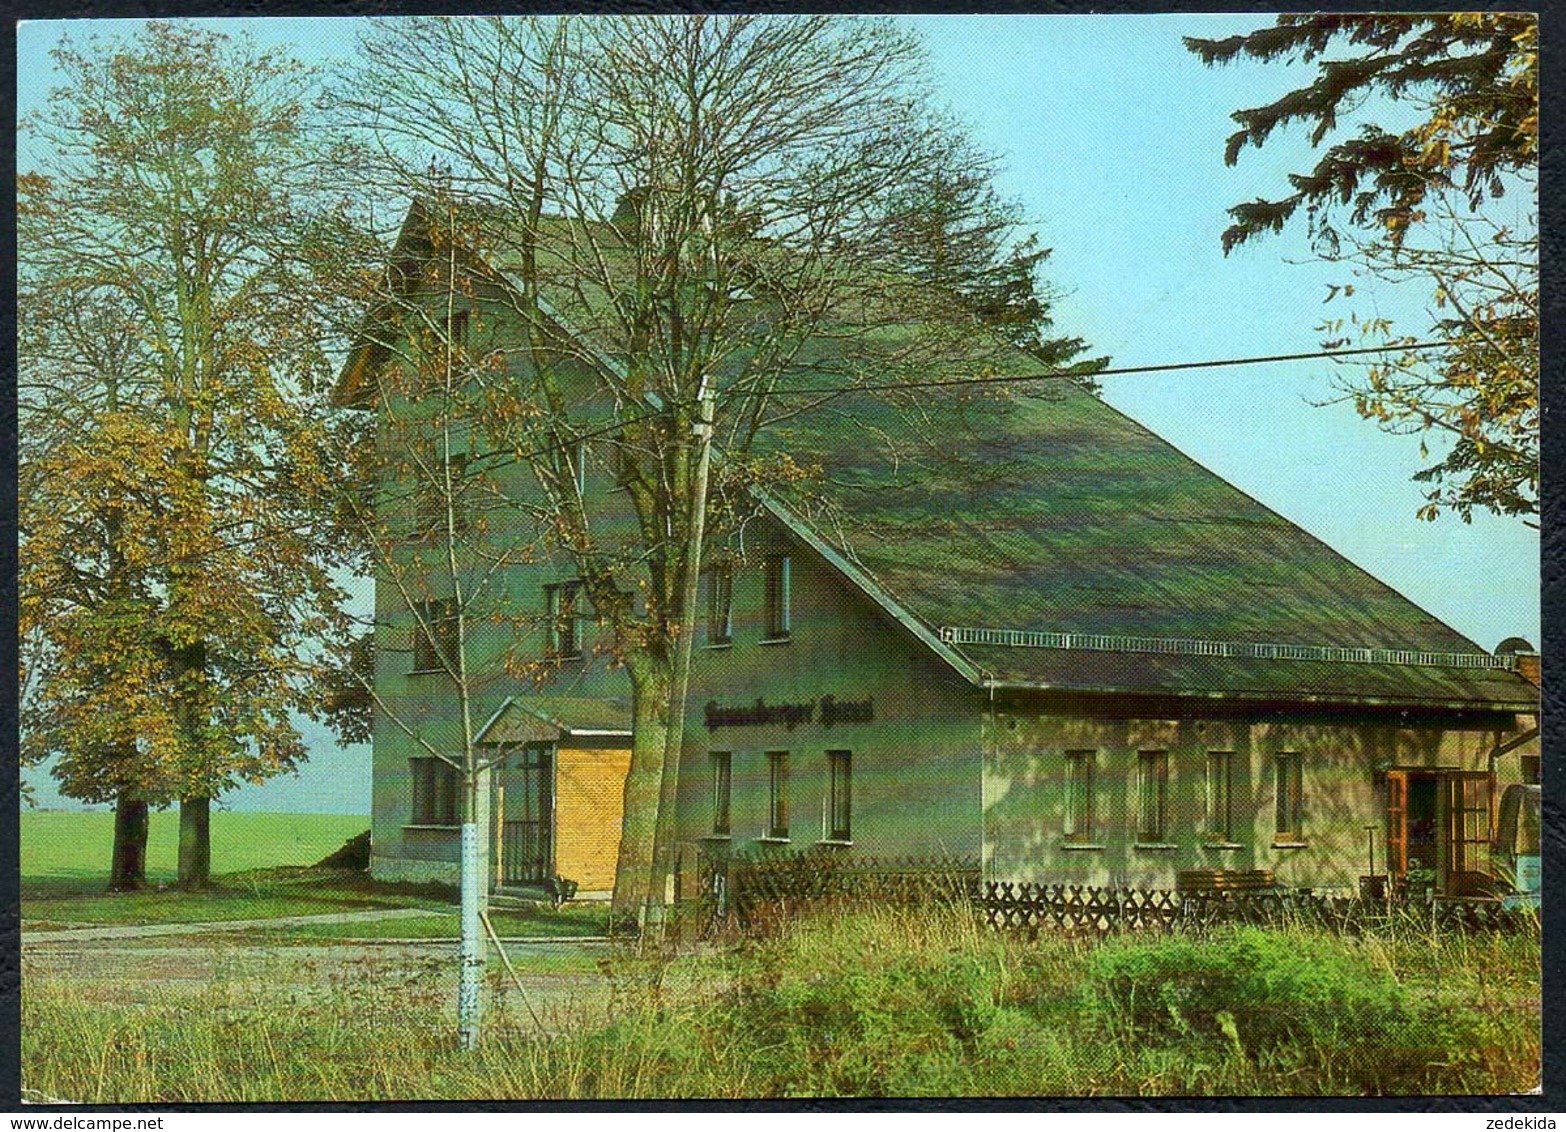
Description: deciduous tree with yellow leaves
xmin=19 ymin=22 xmax=362 ymax=887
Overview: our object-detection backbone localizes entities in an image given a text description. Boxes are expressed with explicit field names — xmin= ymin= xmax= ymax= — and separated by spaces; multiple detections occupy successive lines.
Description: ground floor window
xmin=766 ymin=751 xmax=789 ymax=838
xmin=1275 ymin=751 xmax=1304 ymax=841
xmin=410 ymin=757 xmax=460 ymax=826
xmin=1206 ymin=750 xmax=1234 ymax=842
xmin=827 ymin=750 xmax=851 ymax=840
xmin=710 ymin=751 xmax=732 ymax=835
xmin=1136 ymin=750 xmax=1168 ymax=842
xmin=1065 ymin=750 xmax=1095 ymax=843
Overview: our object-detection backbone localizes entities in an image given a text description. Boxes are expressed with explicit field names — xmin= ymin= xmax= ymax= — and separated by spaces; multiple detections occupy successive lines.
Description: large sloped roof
xmin=343 ymin=200 xmax=1534 ymax=711
xmin=763 ymin=383 xmax=1535 ymax=711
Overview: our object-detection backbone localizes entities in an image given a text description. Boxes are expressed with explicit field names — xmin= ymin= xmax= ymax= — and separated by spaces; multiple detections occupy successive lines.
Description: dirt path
xmin=22 ymin=930 xmax=629 ymax=1033
xmin=21 ymin=906 xmax=437 ymax=943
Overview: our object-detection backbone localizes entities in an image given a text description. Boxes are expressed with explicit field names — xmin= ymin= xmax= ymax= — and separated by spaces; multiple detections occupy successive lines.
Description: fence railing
xmin=699 ymin=852 xmax=1534 ymax=936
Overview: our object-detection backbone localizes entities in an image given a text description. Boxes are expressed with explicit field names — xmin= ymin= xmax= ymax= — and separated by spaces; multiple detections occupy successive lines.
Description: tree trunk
xmin=177 ymin=795 xmax=211 ymax=889
xmin=109 ymin=794 xmax=149 ymax=891
xmin=173 ymin=636 xmax=213 ymax=888
xmin=611 ymin=654 xmax=672 ymax=922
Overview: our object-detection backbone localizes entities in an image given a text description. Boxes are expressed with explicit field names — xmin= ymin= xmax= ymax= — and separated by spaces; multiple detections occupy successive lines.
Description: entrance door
xmin=1385 ymin=769 xmax=1493 ymax=896
xmin=1444 ymin=772 xmax=1494 ymax=896
xmin=502 ymin=743 xmax=553 ymax=886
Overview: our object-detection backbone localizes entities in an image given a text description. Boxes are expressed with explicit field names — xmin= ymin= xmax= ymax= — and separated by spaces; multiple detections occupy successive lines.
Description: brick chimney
xmin=1515 ymin=652 xmax=1541 ymax=686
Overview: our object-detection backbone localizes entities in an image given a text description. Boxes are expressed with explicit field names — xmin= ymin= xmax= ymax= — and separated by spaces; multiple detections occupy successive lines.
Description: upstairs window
xmin=544 ymin=581 xmax=585 ymax=660
xmin=414 ymin=452 xmax=469 ymax=539
xmin=1065 ymin=750 xmax=1096 ymax=844
xmin=1137 ymin=750 xmax=1168 ymax=843
xmin=1275 ymin=752 xmax=1304 ymax=841
xmin=764 ymin=554 xmax=791 ymax=640
xmin=706 ymin=565 xmax=733 ymax=645
xmin=827 ymin=750 xmax=852 ymax=841
xmin=412 ymin=597 xmax=459 ymax=673
xmin=447 ymin=308 xmax=469 ymax=351
xmin=554 ymin=437 xmax=587 ymax=499
xmin=410 ymin=757 xmax=460 ymax=826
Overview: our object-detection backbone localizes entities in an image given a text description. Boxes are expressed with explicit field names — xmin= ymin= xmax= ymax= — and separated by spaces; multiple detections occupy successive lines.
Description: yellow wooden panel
xmin=554 ymin=746 xmax=632 ymax=891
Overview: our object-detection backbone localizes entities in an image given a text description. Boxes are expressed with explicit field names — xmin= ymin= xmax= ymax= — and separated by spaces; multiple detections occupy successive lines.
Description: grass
xmin=21 ymin=809 xmax=367 ymax=897
xmin=22 ymin=904 xmax=1541 ymax=1101
xmin=21 ymin=810 xmax=615 ymax=938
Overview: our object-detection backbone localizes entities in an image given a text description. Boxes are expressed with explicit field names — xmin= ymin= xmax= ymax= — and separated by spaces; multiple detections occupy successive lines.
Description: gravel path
xmin=21 ymin=906 xmax=439 ymax=943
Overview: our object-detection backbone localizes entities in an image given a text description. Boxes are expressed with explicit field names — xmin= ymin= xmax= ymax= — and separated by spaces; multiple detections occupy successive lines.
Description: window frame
xmin=1064 ymin=749 xmax=1097 ymax=845
xmin=1274 ymin=751 xmax=1305 ymax=843
xmin=709 ymin=751 xmax=732 ymax=836
xmin=826 ymin=749 xmax=852 ymax=842
xmin=765 ymin=751 xmax=790 ymax=839
xmin=1136 ymin=749 xmax=1169 ymax=844
xmin=446 ymin=308 xmax=470 ymax=352
xmin=763 ymin=554 xmax=792 ymax=641
xmin=544 ymin=581 xmax=585 ymax=661
xmin=705 ymin=564 xmax=734 ymax=646
xmin=409 ymin=756 xmax=461 ymax=827
xmin=411 ymin=596 xmax=459 ymax=673
xmin=414 ymin=451 xmax=470 ymax=540
xmin=555 ymin=437 xmax=587 ymax=499
xmin=1205 ymin=750 xmax=1235 ymax=843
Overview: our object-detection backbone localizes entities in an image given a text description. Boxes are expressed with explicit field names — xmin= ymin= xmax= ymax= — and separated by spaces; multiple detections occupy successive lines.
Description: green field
xmin=20 ymin=809 xmax=615 ymax=937
xmin=21 ymin=809 xmax=367 ymax=896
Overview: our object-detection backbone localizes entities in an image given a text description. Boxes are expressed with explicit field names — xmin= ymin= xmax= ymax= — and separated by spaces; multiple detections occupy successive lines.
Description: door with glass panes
xmin=500 ymin=743 xmax=553 ymax=887
xmin=1385 ymin=769 xmax=1493 ymax=897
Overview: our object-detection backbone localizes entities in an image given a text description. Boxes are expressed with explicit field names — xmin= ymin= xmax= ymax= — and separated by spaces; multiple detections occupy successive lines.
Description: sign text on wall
xmin=703 ymin=695 xmax=874 ymax=731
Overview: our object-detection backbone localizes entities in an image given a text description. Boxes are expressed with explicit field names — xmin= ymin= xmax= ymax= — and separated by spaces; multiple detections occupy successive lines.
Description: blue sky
xmin=18 ymin=16 xmax=1539 ymax=816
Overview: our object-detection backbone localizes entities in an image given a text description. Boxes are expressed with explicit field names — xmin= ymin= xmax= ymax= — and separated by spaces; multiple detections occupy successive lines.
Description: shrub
xmin=1086 ymin=926 xmax=1408 ymax=1053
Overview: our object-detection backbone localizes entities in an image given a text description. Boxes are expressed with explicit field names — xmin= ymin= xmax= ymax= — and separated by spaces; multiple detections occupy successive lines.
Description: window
xmin=554 ymin=438 xmax=587 ymax=498
xmin=544 ymin=581 xmax=584 ymax=660
xmin=1136 ymin=750 xmax=1168 ymax=843
xmin=1065 ymin=750 xmax=1096 ymax=843
xmin=1206 ymin=751 xmax=1234 ymax=842
xmin=446 ymin=308 xmax=469 ymax=352
xmin=410 ymin=757 xmax=460 ymax=826
xmin=1522 ymin=754 xmax=1540 ymax=785
xmin=706 ymin=565 xmax=733 ymax=645
xmin=827 ymin=750 xmax=852 ymax=841
xmin=710 ymin=752 xmax=732 ymax=836
xmin=764 ymin=554 xmax=791 ymax=639
xmin=1275 ymin=752 xmax=1304 ymax=841
xmin=766 ymin=751 xmax=789 ymax=838
xmin=414 ymin=452 xmax=469 ymax=538
xmin=412 ymin=597 xmax=459 ymax=672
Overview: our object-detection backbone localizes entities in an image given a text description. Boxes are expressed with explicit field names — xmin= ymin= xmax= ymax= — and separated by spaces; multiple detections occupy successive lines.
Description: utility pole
xmin=645 ymin=378 xmax=715 ymax=938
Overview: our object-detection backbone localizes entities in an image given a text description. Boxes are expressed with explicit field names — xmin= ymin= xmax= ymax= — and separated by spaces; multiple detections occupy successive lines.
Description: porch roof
xmin=475 ymin=695 xmax=634 ymax=746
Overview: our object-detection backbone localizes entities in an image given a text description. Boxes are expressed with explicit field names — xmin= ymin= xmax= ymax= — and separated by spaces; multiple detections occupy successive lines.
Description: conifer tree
xmin=1187 ymin=14 xmax=1537 ymax=524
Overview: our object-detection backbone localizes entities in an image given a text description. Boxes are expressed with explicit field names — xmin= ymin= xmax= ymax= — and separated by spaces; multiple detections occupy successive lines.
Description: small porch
xmin=475 ymin=695 xmax=634 ymax=901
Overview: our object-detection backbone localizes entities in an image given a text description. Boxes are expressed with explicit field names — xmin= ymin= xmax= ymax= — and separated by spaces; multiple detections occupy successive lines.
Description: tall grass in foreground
xmin=23 ymin=906 xmax=1539 ymax=1101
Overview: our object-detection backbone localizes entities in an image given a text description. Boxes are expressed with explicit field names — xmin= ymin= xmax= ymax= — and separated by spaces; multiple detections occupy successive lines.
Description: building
xmin=337 ymin=203 xmax=1539 ymax=902
xmin=673 ymin=389 xmax=1540 ymax=897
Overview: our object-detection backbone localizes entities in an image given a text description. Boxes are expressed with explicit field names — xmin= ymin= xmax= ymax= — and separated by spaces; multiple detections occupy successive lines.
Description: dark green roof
xmin=764 ymin=383 xmax=1536 ymax=711
xmin=354 ymin=201 xmax=1533 ymax=712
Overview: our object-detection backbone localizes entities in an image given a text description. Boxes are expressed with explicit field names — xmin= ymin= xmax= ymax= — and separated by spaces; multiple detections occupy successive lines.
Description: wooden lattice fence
xmin=700 ymin=850 xmax=1536 ymax=938
xmin=702 ymin=852 xmax=979 ymax=929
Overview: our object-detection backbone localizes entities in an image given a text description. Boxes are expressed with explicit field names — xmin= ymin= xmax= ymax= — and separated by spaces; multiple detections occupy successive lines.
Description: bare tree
xmin=334 ymin=15 xmax=1100 ymax=949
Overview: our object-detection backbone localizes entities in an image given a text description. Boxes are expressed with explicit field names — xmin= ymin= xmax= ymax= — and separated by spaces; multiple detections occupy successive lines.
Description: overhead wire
xmin=453 ymin=337 xmax=1453 ymax=466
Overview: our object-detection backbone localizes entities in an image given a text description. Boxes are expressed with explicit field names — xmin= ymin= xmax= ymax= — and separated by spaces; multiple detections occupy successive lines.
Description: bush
xmin=1086 ymin=926 xmax=1407 ymax=1053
